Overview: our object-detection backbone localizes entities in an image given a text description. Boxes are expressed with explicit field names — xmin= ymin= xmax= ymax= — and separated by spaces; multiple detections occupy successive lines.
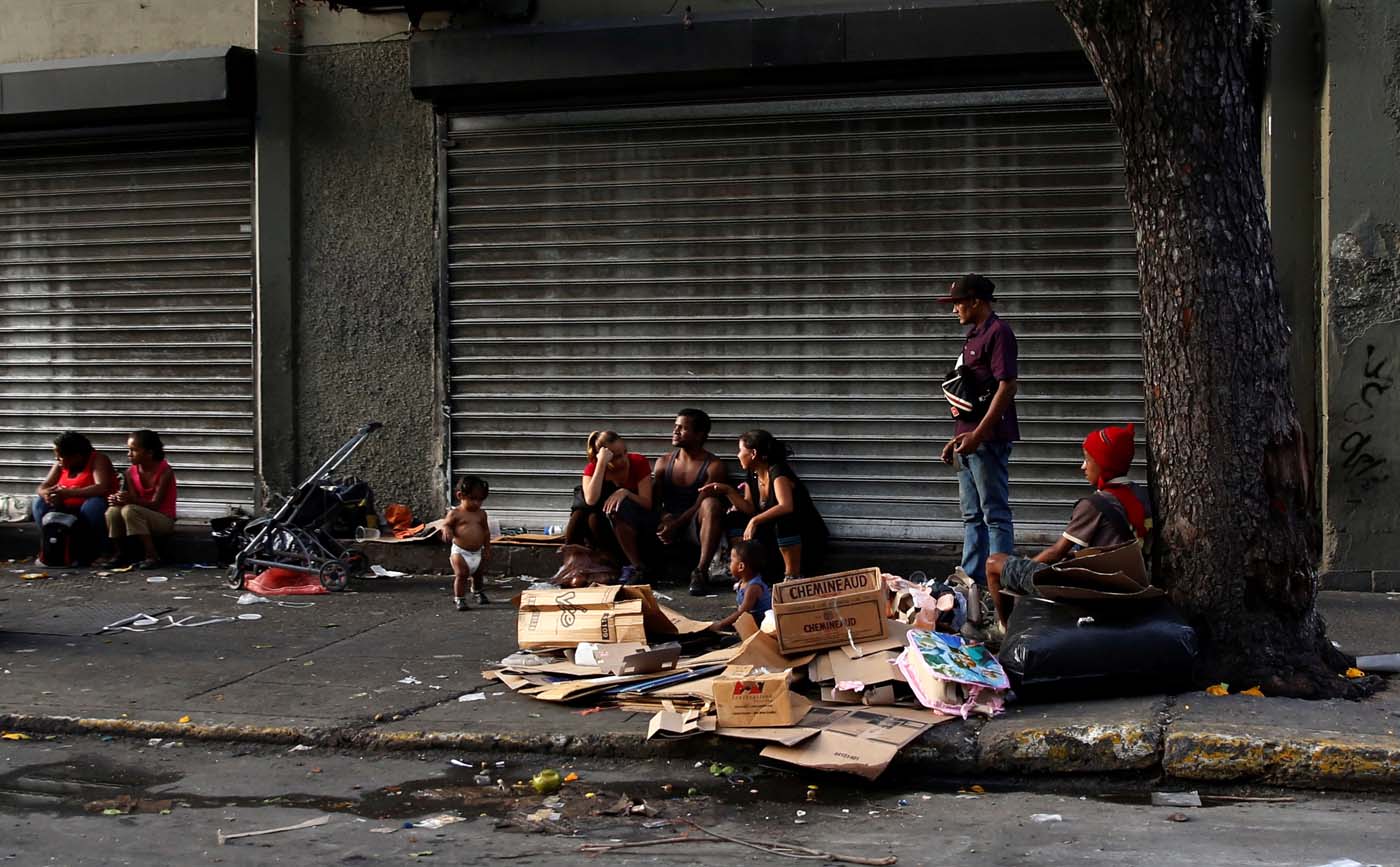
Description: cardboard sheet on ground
xmin=828 ymin=648 xmax=905 ymax=688
xmin=647 ymin=706 xmax=718 ymax=740
xmin=493 ymin=532 xmax=565 ymax=546
xmin=729 ymin=629 xmax=816 ymax=671
xmin=839 ymin=619 xmax=914 ymax=659
xmin=760 ymin=704 xmax=950 ymax=780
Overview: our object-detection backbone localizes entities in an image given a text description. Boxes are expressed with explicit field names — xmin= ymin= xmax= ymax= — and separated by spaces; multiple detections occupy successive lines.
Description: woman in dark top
xmin=563 ymin=429 xmax=656 ymax=584
xmin=700 ymin=429 xmax=828 ymax=579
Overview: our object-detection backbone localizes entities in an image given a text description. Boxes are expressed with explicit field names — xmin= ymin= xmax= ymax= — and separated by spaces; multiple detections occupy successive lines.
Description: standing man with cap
xmin=937 ymin=273 xmax=1020 ymax=597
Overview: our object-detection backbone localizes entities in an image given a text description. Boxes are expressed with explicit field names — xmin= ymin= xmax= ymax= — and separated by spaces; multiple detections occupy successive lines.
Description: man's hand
xmin=656 ymin=515 xmax=676 ymax=543
xmin=940 ymin=439 xmax=957 ymax=466
xmin=603 ymin=488 xmax=629 ymax=515
xmin=954 ymin=431 xmax=984 ymax=456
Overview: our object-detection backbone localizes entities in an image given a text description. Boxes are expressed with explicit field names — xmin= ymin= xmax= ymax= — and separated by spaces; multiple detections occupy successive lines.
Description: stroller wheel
xmin=225 ymin=564 xmax=245 ymax=590
xmin=319 ymin=560 xmax=350 ymax=592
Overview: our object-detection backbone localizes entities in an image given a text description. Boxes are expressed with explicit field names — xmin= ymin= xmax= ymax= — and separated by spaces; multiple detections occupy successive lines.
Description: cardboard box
xmin=594 ymin=642 xmax=682 ymax=676
xmin=771 ymin=567 xmax=889 ymax=654
xmin=713 ymin=666 xmax=812 ymax=728
xmin=515 ymin=585 xmax=686 ymax=650
xmin=646 ymin=705 xmax=717 ymax=740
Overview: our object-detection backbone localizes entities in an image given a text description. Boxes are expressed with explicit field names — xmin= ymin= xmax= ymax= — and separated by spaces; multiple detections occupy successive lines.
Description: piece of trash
xmin=148 ymin=738 xmax=163 ymax=746
xmin=458 ymin=693 xmax=486 ymax=702
xmin=1345 ymin=667 xmax=1366 ymax=679
xmin=102 ymin=808 xmax=123 ymax=816
xmin=409 ymin=852 xmax=434 ymax=859
xmin=111 ymin=565 xmax=135 ymax=573
xmin=473 ymin=774 xmax=492 ymax=786
xmin=449 ymin=759 xmax=473 ymax=768
xmin=369 ymin=827 xmax=398 ymax=834
xmin=236 ymin=612 xmax=263 ymax=621
xmin=968 ymin=785 xmax=985 ymax=794
xmin=86 ymin=795 xmax=173 ymax=815
xmin=178 ymin=715 xmax=191 ymax=724
xmin=412 ymin=814 xmax=465 ymax=830
xmin=19 ymin=572 xmax=48 ymax=580
xmin=217 ymin=814 xmax=330 ymax=845
xmin=525 ymin=808 xmax=561 ymax=823
xmin=13 ymin=649 xmax=36 ymax=654
xmin=1167 ymin=812 xmax=1191 ymax=823
xmin=288 ymin=744 xmax=315 ymax=753
xmin=236 ymin=593 xmax=268 ymax=605
xmin=564 ymin=772 xmax=579 ymax=783
xmin=370 ymin=565 xmax=408 ymax=578
xmin=1308 ymin=861 xmax=1379 ymax=867
xmin=1 ymin=733 xmax=31 ymax=741
xmin=1030 ymin=813 xmax=1063 ymax=823
xmin=1355 ymin=654 xmax=1400 ymax=673
xmin=796 ymin=810 xmax=807 ymax=818
xmin=1239 ymin=686 xmax=1265 ymax=697
xmin=1151 ymin=792 xmax=1202 ymax=808
xmin=642 ymin=819 xmax=671 ymax=829
xmin=531 ymin=769 xmax=562 ymax=795
xmin=897 ymin=799 xmax=910 ymax=807
xmin=397 ymin=676 xmax=422 ymax=685
xmin=146 ymin=576 xmax=169 ymax=583
xmin=1206 ymin=683 xmax=1230 ymax=696
xmin=173 ymin=596 xmax=193 ymax=600
xmin=494 ymin=761 xmax=506 ymax=768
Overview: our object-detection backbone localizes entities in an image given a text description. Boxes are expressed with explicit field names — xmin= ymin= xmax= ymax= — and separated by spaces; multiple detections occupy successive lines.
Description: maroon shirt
xmin=955 ymin=312 xmax=1020 ymax=442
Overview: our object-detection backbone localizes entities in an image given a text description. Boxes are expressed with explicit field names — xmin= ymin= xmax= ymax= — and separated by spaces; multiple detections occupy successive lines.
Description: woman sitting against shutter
xmin=562 ymin=430 xmax=656 ymax=585
xmin=32 ymin=431 xmax=118 ymax=563
xmin=699 ymin=429 xmax=828 ymax=580
xmin=103 ymin=429 xmax=178 ymax=568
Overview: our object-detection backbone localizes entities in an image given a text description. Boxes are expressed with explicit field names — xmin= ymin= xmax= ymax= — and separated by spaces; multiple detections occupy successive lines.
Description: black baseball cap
xmin=935 ymin=273 xmax=996 ymax=303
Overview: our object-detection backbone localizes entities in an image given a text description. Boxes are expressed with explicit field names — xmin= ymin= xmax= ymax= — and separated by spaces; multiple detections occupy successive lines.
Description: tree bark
xmin=1055 ymin=0 xmax=1370 ymax=698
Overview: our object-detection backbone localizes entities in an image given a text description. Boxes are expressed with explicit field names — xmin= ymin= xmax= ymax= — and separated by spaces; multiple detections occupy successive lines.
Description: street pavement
xmin=2 ymin=735 xmax=1396 ymax=866
xmin=1 ymin=563 xmax=1398 ymax=791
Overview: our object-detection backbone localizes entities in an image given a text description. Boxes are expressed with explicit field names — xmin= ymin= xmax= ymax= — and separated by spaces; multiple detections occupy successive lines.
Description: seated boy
xmin=987 ymin=423 xmax=1152 ymax=627
xmin=442 ymin=475 xmax=492 ymax=610
xmin=707 ymin=540 xmax=772 ymax=632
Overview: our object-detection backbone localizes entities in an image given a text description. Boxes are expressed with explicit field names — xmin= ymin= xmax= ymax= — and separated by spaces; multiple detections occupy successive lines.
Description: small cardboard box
xmin=713 ymin=666 xmax=812 ymax=728
xmin=515 ymin=585 xmax=675 ymax=650
xmin=594 ymin=642 xmax=682 ymax=676
xmin=771 ymin=567 xmax=889 ymax=654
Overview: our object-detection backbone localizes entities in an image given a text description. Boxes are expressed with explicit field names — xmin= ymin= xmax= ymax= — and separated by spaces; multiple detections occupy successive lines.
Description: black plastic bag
xmin=998 ymin=596 xmax=1198 ymax=703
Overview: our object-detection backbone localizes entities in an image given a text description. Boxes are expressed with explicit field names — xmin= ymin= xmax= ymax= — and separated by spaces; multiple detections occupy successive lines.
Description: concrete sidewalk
xmin=1 ymin=563 xmax=1397 ymax=791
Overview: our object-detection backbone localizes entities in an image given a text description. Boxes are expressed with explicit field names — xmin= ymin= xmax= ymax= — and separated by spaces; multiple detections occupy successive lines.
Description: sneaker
xmin=454 ymin=597 xmax=470 ymax=611
xmin=688 ymin=568 xmax=708 ymax=597
xmin=473 ymin=590 xmax=490 ymax=606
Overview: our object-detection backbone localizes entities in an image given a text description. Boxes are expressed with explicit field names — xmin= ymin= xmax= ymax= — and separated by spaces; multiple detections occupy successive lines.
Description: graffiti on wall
xmin=1339 ymin=344 xmax=1393 ymax=492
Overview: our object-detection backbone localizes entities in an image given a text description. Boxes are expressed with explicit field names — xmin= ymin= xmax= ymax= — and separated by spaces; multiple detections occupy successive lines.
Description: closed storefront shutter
xmin=445 ymin=92 xmax=1142 ymax=543
xmin=0 ymin=123 xmax=255 ymax=517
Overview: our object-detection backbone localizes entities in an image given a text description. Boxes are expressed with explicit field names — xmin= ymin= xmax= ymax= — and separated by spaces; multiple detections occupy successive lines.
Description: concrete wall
xmin=1319 ymin=0 xmax=1400 ymax=587
xmin=0 ymin=0 xmax=252 ymax=63
xmin=292 ymin=42 xmax=443 ymax=519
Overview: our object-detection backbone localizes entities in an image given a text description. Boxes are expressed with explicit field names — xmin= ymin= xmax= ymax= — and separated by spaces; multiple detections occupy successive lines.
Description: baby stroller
xmin=226 ymin=422 xmax=383 ymax=592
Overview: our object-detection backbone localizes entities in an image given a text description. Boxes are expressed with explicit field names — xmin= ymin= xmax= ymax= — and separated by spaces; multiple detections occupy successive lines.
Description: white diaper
xmin=451 ymin=544 xmax=483 ymax=572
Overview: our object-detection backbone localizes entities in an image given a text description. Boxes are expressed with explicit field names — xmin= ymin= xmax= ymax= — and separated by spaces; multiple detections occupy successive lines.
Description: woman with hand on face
xmin=32 ymin=431 xmax=117 ymax=564
xmin=698 ymin=428 xmax=828 ymax=581
xmin=103 ymin=429 xmax=178 ymax=568
xmin=564 ymin=430 xmax=656 ymax=585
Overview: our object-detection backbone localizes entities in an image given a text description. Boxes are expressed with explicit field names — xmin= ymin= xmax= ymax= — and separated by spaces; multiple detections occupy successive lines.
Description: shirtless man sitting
xmin=652 ymin=408 xmax=728 ymax=597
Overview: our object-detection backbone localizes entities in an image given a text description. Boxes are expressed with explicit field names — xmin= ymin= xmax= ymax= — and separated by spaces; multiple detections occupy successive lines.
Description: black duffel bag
xmin=998 ymin=596 xmax=1199 ymax=703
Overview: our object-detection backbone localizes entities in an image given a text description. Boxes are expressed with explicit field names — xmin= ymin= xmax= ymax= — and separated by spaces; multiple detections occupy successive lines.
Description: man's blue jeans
xmin=957 ymin=440 xmax=1014 ymax=584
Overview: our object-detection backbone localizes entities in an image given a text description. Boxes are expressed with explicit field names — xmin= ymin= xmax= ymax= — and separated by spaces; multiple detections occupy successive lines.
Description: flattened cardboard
xmin=840 ymin=619 xmax=915 ymax=659
xmin=771 ymin=567 xmax=889 ymax=654
xmin=823 ymin=684 xmax=898 ymax=706
xmin=713 ymin=667 xmax=812 ymax=728
xmin=759 ymin=705 xmax=937 ymax=780
xmin=646 ymin=706 xmax=717 ymax=740
xmin=594 ymin=642 xmax=682 ymax=676
xmin=808 ymin=652 xmax=835 ymax=684
xmin=828 ymin=648 xmax=905 ymax=687
xmin=715 ymin=724 xmax=820 ymax=746
xmin=1030 ymin=539 xmax=1165 ymax=603
xmin=730 ymin=628 xmax=815 ymax=671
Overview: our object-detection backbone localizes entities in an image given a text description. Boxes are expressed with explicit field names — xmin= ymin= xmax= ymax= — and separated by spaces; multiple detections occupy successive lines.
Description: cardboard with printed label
xmin=712 ymin=666 xmax=812 ymax=728
xmin=515 ymin=585 xmax=697 ymax=650
xmin=771 ymin=567 xmax=889 ymax=654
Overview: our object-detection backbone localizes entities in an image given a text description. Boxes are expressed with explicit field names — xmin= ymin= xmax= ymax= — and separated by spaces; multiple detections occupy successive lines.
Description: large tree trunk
xmin=1055 ymin=0 xmax=1369 ymax=698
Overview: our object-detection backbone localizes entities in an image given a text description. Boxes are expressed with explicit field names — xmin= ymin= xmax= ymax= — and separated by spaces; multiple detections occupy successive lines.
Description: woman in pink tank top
xmin=103 ymin=429 xmax=179 ymax=568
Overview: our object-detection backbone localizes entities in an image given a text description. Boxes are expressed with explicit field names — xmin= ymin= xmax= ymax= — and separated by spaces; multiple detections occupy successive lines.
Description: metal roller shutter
xmin=445 ymin=91 xmax=1143 ymax=544
xmin=0 ymin=123 xmax=255 ymax=517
